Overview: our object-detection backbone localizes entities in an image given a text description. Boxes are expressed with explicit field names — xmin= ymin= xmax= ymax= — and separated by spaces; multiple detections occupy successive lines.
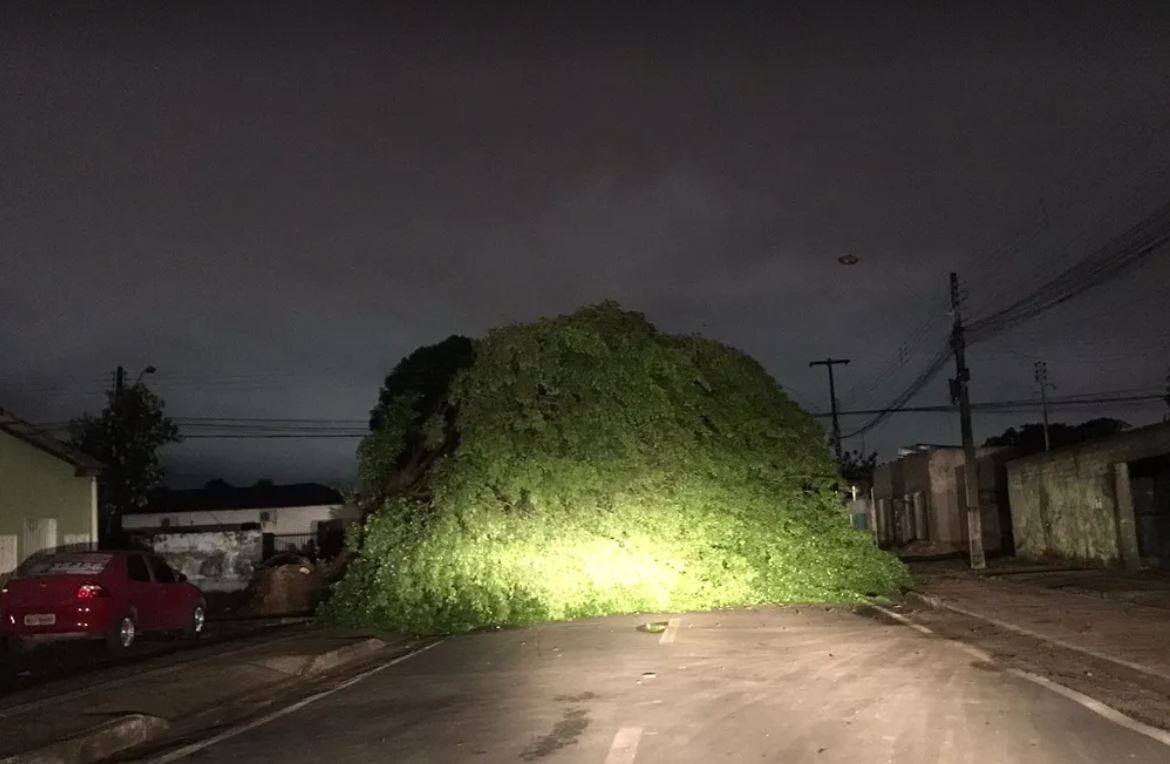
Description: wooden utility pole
xmin=1035 ymin=360 xmax=1052 ymax=452
xmin=949 ymin=273 xmax=986 ymax=569
xmin=809 ymin=357 xmax=851 ymax=463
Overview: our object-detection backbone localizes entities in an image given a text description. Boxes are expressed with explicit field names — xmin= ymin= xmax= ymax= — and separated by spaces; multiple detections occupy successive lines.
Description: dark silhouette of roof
xmin=0 ymin=406 xmax=103 ymax=476
xmin=137 ymin=481 xmax=344 ymax=514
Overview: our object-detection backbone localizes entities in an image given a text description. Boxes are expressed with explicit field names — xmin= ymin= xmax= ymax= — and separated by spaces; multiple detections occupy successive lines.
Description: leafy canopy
xmin=69 ymin=380 xmax=181 ymax=545
xmin=326 ymin=303 xmax=909 ymax=633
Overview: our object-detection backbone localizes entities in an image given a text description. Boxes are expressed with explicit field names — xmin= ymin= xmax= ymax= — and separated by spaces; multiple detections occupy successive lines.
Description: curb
xmin=905 ymin=589 xmax=1170 ymax=684
xmin=871 ymin=603 xmax=1170 ymax=749
xmin=255 ymin=637 xmax=388 ymax=677
xmin=0 ymin=714 xmax=169 ymax=764
xmin=1 ymin=637 xmax=389 ymax=764
xmin=304 ymin=638 xmax=387 ymax=676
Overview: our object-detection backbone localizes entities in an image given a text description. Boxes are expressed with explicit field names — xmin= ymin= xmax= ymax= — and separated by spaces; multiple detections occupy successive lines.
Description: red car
xmin=0 ymin=550 xmax=206 ymax=653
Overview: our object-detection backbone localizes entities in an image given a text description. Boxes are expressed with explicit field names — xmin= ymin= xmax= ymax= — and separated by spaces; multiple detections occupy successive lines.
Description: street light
xmin=134 ymin=365 xmax=157 ymax=384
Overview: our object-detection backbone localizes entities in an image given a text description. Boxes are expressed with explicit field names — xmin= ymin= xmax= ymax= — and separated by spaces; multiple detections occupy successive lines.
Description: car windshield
xmin=17 ymin=553 xmax=112 ymax=577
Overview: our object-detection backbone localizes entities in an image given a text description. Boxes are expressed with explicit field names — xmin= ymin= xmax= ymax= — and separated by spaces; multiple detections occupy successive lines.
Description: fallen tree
xmin=324 ymin=303 xmax=909 ymax=633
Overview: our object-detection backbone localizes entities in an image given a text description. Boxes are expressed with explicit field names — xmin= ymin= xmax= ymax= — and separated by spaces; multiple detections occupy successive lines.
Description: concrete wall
xmin=874 ymin=446 xmax=1009 ymax=554
xmin=123 ymin=503 xmax=359 ymax=535
xmin=146 ymin=530 xmax=263 ymax=592
xmin=0 ymin=429 xmax=97 ymax=576
xmin=1008 ymin=422 xmax=1170 ymax=564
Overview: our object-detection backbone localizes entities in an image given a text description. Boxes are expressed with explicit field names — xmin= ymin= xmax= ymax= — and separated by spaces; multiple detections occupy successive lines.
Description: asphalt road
xmin=149 ymin=607 xmax=1170 ymax=763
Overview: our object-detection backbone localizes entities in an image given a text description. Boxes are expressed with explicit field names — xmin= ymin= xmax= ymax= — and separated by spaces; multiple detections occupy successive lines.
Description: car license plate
xmin=23 ymin=614 xmax=56 ymax=626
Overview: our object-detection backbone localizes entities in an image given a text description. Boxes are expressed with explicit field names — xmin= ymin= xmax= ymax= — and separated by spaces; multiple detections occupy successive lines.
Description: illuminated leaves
xmin=324 ymin=303 xmax=909 ymax=633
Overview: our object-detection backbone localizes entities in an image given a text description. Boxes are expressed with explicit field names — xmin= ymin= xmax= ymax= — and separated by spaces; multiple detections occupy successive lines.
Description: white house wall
xmin=122 ymin=503 xmax=360 ymax=535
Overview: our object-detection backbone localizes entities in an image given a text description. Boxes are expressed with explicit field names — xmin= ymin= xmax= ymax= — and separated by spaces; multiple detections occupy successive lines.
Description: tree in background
xmin=839 ymin=449 xmax=878 ymax=486
xmin=983 ymin=417 xmax=1130 ymax=455
xmin=326 ymin=303 xmax=908 ymax=634
xmin=359 ymin=335 xmax=475 ymax=507
xmin=69 ymin=381 xmax=181 ymax=546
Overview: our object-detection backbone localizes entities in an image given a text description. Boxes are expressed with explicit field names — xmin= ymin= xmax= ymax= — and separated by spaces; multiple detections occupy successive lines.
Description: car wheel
xmin=183 ymin=602 xmax=206 ymax=640
xmin=106 ymin=614 xmax=136 ymax=653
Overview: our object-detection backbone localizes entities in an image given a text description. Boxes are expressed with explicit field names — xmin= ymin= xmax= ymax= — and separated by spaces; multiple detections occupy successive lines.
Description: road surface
xmin=147 ymin=607 xmax=1170 ymax=763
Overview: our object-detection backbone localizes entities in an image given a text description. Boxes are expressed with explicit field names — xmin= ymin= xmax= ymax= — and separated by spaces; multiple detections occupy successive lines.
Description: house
xmin=0 ymin=406 xmax=103 ymax=577
xmin=123 ymin=481 xmax=360 ymax=557
xmin=1007 ymin=421 xmax=1170 ymax=568
xmin=871 ymin=444 xmax=1015 ymax=557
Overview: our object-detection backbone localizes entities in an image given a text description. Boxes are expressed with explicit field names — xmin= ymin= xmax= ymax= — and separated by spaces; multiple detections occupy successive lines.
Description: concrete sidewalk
xmin=916 ymin=571 xmax=1170 ymax=682
xmin=0 ymin=628 xmax=411 ymax=764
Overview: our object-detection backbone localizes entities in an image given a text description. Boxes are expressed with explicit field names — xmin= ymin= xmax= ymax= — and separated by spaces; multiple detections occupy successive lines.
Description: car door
xmin=124 ymin=553 xmax=157 ymax=632
xmin=146 ymin=556 xmax=186 ymax=630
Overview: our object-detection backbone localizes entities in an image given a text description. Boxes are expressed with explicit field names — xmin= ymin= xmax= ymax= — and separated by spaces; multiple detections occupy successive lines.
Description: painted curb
xmin=0 ymin=713 xmax=169 ymax=764
xmin=872 ymin=603 xmax=1170 ymax=749
xmin=0 ymin=637 xmax=387 ymax=764
xmin=257 ymin=637 xmax=388 ymax=677
xmin=906 ymin=589 xmax=1170 ymax=684
xmin=303 ymin=638 xmax=387 ymax=676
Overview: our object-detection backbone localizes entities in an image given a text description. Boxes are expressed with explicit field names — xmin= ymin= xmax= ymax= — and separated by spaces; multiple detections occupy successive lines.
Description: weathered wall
xmin=147 ymin=530 xmax=263 ymax=592
xmin=0 ymin=430 xmax=96 ymax=575
xmin=953 ymin=449 xmax=1013 ymax=554
xmin=874 ymin=447 xmax=1008 ymax=554
xmin=1008 ymin=422 xmax=1170 ymax=564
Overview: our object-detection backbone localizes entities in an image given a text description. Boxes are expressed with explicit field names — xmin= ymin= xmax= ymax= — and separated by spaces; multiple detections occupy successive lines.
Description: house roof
xmin=0 ymin=406 xmax=104 ymax=477
xmin=138 ymin=482 xmax=344 ymax=514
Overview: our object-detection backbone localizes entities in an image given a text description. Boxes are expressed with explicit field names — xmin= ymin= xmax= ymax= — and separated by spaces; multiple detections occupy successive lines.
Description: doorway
xmin=1130 ymin=454 xmax=1170 ymax=561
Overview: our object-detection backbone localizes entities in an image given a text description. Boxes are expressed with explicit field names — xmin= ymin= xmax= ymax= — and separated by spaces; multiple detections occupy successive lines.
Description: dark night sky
xmin=2 ymin=2 xmax=1169 ymax=487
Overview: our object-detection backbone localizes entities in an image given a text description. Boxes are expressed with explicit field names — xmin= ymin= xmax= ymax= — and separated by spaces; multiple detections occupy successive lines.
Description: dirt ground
xmin=896 ymin=562 xmax=1170 ymax=734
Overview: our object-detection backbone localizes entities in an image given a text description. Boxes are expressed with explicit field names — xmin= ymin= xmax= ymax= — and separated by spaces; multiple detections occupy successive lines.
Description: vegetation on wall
xmin=325 ymin=303 xmax=909 ymax=634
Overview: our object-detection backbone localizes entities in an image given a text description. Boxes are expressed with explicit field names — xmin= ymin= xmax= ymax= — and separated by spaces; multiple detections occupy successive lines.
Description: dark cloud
xmin=2 ymin=2 xmax=1169 ymax=484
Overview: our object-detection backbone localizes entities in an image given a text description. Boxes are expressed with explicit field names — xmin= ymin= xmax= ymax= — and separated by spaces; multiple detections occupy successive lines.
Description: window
xmin=127 ymin=554 xmax=151 ymax=582
xmin=149 ymin=556 xmax=177 ymax=584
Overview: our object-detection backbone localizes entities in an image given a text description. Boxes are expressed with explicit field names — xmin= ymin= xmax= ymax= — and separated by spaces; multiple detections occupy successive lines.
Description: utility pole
xmin=809 ymin=357 xmax=851 ymax=463
xmin=949 ymin=273 xmax=986 ymax=570
xmin=1034 ymin=360 xmax=1052 ymax=452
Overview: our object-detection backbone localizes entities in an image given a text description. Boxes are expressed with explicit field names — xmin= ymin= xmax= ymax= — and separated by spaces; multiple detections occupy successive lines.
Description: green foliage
xmin=325 ymin=303 xmax=910 ymax=634
xmin=69 ymin=381 xmax=181 ymax=544
xmin=839 ymin=449 xmax=878 ymax=485
xmin=359 ymin=336 xmax=475 ymax=503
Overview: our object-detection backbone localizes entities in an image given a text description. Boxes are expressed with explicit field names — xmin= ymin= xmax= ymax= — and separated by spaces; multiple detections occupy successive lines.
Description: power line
xmin=817 ymin=392 xmax=1165 ymax=419
xmin=842 ymin=195 xmax=1170 ymax=439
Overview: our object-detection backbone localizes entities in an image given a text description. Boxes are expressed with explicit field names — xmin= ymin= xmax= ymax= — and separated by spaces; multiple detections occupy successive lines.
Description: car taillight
xmin=77 ymin=583 xmax=107 ymax=599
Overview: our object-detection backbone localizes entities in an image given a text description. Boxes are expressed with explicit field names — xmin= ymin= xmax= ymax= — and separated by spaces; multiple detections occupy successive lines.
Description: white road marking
xmin=659 ymin=618 xmax=681 ymax=645
xmin=1008 ymin=668 xmax=1170 ymax=748
xmin=874 ymin=604 xmax=1170 ymax=749
xmin=870 ymin=604 xmax=935 ymax=636
xmin=605 ymin=726 xmax=643 ymax=764
xmin=924 ymin=596 xmax=1170 ymax=683
xmin=144 ymin=639 xmax=444 ymax=763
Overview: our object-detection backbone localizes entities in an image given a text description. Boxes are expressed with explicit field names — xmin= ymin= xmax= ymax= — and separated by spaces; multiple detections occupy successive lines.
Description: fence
xmin=264 ymin=533 xmax=317 ymax=559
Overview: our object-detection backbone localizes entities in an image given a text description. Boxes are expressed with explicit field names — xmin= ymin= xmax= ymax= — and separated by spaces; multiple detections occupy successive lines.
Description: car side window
xmin=127 ymin=554 xmax=151 ymax=583
xmin=149 ymin=557 xmax=177 ymax=584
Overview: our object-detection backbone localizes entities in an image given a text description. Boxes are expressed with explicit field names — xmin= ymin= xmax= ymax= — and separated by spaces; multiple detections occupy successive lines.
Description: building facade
xmin=1007 ymin=421 xmax=1170 ymax=567
xmin=123 ymin=482 xmax=360 ymax=558
xmin=0 ymin=407 xmax=102 ymax=577
xmin=872 ymin=444 xmax=1014 ymax=557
